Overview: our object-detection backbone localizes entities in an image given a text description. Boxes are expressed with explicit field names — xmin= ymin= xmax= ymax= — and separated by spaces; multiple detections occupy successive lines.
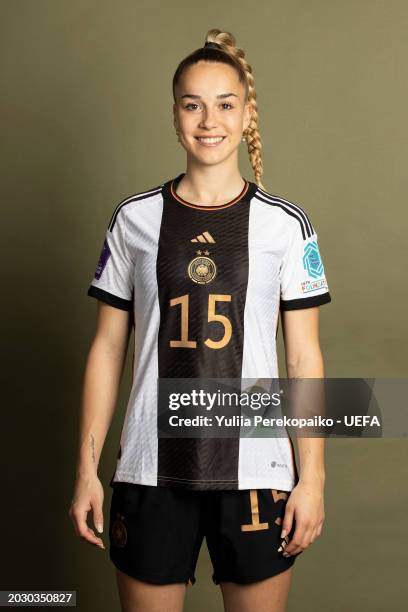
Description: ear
xmin=243 ymin=102 xmax=252 ymax=133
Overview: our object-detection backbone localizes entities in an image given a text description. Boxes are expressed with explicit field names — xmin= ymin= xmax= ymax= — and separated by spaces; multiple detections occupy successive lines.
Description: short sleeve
xmin=279 ymin=219 xmax=332 ymax=311
xmin=87 ymin=205 xmax=134 ymax=311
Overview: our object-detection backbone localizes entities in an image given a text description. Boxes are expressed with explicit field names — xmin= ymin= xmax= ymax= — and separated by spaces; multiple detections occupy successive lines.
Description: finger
xmin=92 ymin=502 xmax=104 ymax=534
xmin=68 ymin=504 xmax=83 ymax=538
xmin=280 ymin=505 xmax=295 ymax=540
xmin=285 ymin=525 xmax=314 ymax=556
xmin=309 ymin=526 xmax=318 ymax=544
xmin=80 ymin=525 xmax=105 ymax=549
xmin=277 ymin=534 xmax=290 ymax=553
xmin=71 ymin=505 xmax=89 ymax=536
xmin=84 ymin=526 xmax=106 ymax=549
xmin=71 ymin=506 xmax=105 ymax=549
xmin=283 ymin=522 xmax=309 ymax=555
xmin=283 ymin=521 xmax=305 ymax=555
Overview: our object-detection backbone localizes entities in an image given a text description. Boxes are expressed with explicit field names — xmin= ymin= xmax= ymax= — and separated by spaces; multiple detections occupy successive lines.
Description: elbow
xmin=285 ymin=348 xmax=325 ymax=378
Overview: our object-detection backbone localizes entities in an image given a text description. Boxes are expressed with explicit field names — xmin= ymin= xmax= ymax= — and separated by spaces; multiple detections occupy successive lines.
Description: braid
xmin=204 ymin=29 xmax=267 ymax=190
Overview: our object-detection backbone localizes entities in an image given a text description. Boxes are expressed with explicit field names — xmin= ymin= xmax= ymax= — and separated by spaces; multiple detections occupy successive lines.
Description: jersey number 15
xmin=169 ymin=293 xmax=232 ymax=350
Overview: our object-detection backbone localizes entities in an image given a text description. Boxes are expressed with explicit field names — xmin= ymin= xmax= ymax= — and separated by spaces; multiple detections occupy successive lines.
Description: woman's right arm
xmin=68 ymin=300 xmax=133 ymax=549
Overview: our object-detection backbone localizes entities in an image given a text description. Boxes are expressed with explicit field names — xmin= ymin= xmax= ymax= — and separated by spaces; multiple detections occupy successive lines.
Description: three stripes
xmin=106 ymin=181 xmax=315 ymax=242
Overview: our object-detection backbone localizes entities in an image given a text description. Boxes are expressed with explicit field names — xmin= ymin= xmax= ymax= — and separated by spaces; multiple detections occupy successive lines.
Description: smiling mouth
xmin=195 ymin=136 xmax=226 ymax=146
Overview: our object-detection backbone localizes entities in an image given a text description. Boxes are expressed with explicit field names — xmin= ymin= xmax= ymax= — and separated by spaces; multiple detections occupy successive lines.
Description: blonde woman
xmin=70 ymin=29 xmax=331 ymax=612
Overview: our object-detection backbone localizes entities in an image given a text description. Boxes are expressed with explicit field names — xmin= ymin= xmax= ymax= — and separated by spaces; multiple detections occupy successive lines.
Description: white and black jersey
xmin=87 ymin=173 xmax=332 ymax=491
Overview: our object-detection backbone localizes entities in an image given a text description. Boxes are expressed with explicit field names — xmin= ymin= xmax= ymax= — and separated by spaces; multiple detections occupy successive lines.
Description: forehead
xmin=176 ymin=61 xmax=244 ymax=99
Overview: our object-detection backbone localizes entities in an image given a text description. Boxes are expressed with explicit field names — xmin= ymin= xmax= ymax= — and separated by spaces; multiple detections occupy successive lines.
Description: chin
xmin=191 ymin=149 xmax=232 ymax=162
xmin=192 ymin=143 xmax=238 ymax=159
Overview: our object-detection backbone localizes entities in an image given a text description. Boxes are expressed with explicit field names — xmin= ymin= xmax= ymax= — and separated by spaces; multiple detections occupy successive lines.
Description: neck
xmin=176 ymin=160 xmax=246 ymax=206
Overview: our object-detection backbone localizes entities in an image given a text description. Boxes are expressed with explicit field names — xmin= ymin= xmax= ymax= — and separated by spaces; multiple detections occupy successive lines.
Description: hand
xmin=279 ymin=480 xmax=325 ymax=557
xmin=68 ymin=473 xmax=105 ymax=550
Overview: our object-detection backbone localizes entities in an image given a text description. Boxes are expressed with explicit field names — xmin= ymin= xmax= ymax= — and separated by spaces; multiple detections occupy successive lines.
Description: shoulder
xmin=106 ymin=181 xmax=164 ymax=231
xmin=252 ymin=186 xmax=315 ymax=240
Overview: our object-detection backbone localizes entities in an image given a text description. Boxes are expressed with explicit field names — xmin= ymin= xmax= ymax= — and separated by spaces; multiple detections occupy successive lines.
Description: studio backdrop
xmin=1 ymin=1 xmax=407 ymax=611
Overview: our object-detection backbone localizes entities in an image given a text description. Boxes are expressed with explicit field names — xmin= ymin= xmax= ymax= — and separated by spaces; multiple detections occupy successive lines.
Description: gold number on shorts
xmin=271 ymin=489 xmax=288 ymax=526
xmin=241 ymin=490 xmax=269 ymax=532
xmin=241 ymin=489 xmax=289 ymax=532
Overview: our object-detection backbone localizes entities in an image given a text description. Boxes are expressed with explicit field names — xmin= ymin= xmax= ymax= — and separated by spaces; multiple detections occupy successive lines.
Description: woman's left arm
xmin=279 ymin=306 xmax=326 ymax=557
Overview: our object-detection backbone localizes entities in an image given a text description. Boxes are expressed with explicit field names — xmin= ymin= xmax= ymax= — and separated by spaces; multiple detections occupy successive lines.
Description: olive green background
xmin=1 ymin=0 xmax=407 ymax=610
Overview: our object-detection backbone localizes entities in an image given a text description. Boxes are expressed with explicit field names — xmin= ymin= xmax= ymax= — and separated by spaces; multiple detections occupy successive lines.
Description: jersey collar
xmin=163 ymin=172 xmax=259 ymax=211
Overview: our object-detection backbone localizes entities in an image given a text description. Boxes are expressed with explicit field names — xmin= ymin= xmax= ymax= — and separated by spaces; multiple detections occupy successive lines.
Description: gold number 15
xmin=169 ymin=293 xmax=232 ymax=350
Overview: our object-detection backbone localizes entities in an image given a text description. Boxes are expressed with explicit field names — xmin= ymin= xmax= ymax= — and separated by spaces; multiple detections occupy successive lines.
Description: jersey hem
xmin=111 ymin=471 xmax=294 ymax=492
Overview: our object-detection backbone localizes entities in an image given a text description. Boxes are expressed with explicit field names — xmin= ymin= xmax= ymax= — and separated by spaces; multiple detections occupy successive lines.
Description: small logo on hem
xmin=270 ymin=461 xmax=288 ymax=468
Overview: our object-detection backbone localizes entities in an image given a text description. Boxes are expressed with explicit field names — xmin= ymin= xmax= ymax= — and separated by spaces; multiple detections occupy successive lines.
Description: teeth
xmin=197 ymin=137 xmax=224 ymax=143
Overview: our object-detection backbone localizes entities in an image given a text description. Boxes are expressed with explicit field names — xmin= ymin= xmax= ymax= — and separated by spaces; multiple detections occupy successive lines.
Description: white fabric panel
xmin=89 ymin=205 xmax=134 ymax=303
xmin=112 ymin=191 xmax=164 ymax=486
xmin=238 ymin=196 xmax=296 ymax=491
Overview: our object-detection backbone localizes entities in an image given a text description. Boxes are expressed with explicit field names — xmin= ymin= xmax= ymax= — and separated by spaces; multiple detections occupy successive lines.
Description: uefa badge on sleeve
xmin=302 ymin=241 xmax=324 ymax=279
xmin=301 ymin=240 xmax=328 ymax=293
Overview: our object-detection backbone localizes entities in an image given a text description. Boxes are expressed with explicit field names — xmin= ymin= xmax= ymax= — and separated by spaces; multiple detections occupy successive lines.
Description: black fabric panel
xmin=156 ymin=177 xmax=258 ymax=490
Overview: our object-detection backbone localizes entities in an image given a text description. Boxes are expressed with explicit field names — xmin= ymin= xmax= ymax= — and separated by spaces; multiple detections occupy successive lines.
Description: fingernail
xmin=281 ymin=530 xmax=287 ymax=538
xmin=96 ymin=524 xmax=103 ymax=533
xmin=278 ymin=546 xmax=282 ymax=552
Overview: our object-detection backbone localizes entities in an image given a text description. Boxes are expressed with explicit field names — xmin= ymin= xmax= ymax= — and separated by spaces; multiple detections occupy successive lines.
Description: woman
xmin=69 ymin=28 xmax=331 ymax=612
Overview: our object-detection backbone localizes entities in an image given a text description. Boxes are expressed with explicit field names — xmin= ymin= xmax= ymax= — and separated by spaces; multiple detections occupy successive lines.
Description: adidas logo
xmin=191 ymin=231 xmax=216 ymax=243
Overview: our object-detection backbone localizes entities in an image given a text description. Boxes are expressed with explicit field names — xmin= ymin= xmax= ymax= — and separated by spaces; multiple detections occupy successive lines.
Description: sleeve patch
xmin=301 ymin=277 xmax=328 ymax=294
xmin=301 ymin=241 xmax=328 ymax=294
xmin=94 ymin=238 xmax=111 ymax=280
xmin=303 ymin=241 xmax=325 ymax=278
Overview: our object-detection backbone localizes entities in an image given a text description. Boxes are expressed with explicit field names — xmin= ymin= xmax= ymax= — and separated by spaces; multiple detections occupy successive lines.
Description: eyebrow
xmin=180 ymin=93 xmax=239 ymax=100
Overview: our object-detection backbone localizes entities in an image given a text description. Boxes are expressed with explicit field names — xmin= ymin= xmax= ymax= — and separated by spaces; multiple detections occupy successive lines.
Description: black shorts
xmin=108 ymin=482 xmax=300 ymax=586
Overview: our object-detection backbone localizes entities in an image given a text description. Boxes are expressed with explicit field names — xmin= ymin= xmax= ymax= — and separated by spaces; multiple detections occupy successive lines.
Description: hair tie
xmin=204 ymin=41 xmax=222 ymax=50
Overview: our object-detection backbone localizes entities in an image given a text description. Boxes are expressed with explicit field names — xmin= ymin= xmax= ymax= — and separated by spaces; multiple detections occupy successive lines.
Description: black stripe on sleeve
xmin=254 ymin=192 xmax=314 ymax=240
xmin=280 ymin=292 xmax=332 ymax=311
xmin=87 ymin=285 xmax=133 ymax=311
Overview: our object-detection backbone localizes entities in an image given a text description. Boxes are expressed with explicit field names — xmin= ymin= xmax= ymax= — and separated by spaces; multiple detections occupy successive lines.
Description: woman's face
xmin=173 ymin=61 xmax=251 ymax=166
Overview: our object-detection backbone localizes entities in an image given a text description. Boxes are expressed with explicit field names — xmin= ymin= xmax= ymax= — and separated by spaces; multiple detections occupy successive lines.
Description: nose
xmin=199 ymin=107 xmax=218 ymax=129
